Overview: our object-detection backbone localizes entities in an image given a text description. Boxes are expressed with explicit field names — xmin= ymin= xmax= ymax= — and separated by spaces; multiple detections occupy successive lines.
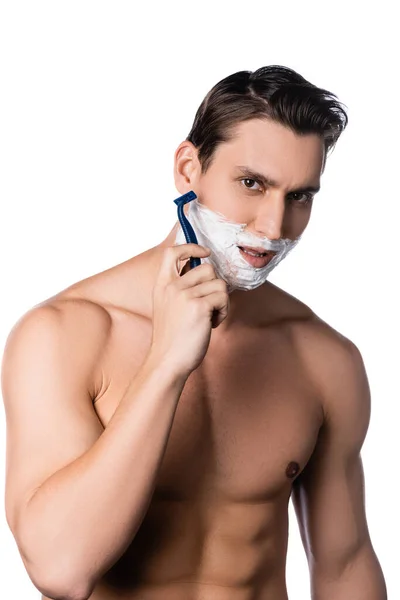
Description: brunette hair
xmin=186 ymin=65 xmax=348 ymax=173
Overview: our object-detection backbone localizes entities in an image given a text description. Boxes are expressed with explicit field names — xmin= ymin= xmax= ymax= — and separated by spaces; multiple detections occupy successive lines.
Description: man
xmin=2 ymin=66 xmax=387 ymax=599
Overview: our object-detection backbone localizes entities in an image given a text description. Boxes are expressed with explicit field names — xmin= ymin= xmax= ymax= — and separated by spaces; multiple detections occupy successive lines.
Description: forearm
xmin=18 ymin=353 xmax=187 ymax=597
xmin=312 ymin=543 xmax=387 ymax=600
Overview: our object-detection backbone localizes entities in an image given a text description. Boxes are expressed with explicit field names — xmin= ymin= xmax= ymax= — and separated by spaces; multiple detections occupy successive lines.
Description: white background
xmin=0 ymin=1 xmax=398 ymax=598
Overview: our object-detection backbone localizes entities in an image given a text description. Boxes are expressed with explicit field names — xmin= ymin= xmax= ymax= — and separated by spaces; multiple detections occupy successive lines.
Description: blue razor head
xmin=173 ymin=190 xmax=201 ymax=269
xmin=173 ymin=190 xmax=197 ymax=206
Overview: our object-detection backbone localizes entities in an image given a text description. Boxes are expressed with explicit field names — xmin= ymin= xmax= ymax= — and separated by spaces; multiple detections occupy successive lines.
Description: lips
xmin=238 ymin=246 xmax=276 ymax=268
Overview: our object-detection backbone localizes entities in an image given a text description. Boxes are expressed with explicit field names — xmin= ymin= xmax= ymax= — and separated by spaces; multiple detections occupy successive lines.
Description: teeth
xmin=242 ymin=248 xmax=266 ymax=257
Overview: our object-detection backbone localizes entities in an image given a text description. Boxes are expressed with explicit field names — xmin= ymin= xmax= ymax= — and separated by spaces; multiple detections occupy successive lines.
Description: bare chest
xmin=93 ymin=314 xmax=323 ymax=503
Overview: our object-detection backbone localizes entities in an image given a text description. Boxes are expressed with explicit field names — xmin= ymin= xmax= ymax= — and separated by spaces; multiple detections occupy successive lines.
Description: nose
xmin=251 ymin=193 xmax=285 ymax=240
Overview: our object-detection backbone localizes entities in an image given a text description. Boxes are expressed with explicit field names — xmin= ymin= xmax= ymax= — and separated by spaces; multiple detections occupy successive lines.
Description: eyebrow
xmin=236 ymin=165 xmax=321 ymax=194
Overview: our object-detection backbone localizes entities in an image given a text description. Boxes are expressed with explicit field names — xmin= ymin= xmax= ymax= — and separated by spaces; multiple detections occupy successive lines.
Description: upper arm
xmin=292 ymin=335 xmax=372 ymax=573
xmin=1 ymin=301 xmax=110 ymax=542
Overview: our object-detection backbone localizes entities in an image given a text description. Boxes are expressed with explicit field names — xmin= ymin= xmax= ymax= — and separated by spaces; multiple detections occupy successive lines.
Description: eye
xmin=240 ymin=178 xmax=263 ymax=192
xmin=288 ymin=192 xmax=314 ymax=206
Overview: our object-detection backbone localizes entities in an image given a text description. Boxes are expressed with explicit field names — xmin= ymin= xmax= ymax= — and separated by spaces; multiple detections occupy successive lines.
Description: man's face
xmin=183 ymin=118 xmax=324 ymax=242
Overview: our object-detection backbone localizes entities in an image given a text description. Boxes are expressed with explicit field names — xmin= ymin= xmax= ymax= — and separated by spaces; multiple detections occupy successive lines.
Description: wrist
xmin=143 ymin=350 xmax=189 ymax=387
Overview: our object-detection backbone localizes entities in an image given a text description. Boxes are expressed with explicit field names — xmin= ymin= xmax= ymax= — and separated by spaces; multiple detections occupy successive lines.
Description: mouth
xmin=238 ymin=246 xmax=276 ymax=268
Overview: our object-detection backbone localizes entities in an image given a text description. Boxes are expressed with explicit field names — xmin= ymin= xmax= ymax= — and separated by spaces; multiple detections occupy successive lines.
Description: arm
xmin=2 ymin=303 xmax=187 ymax=600
xmin=292 ymin=336 xmax=387 ymax=600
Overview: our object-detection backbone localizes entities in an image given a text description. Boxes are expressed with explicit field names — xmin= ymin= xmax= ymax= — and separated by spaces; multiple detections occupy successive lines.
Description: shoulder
xmin=264 ymin=284 xmax=371 ymax=448
xmin=7 ymin=293 xmax=113 ymax=341
xmin=292 ymin=312 xmax=371 ymax=442
xmin=271 ymin=281 xmax=365 ymax=378
xmin=297 ymin=313 xmax=368 ymax=400
xmin=272 ymin=286 xmax=370 ymax=423
xmin=2 ymin=295 xmax=113 ymax=401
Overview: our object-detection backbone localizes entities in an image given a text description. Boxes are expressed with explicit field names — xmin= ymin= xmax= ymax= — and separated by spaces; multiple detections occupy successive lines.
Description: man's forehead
xmin=217 ymin=119 xmax=324 ymax=178
xmin=227 ymin=118 xmax=323 ymax=151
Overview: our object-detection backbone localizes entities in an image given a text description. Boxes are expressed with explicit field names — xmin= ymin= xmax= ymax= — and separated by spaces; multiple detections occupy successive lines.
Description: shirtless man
xmin=2 ymin=66 xmax=387 ymax=599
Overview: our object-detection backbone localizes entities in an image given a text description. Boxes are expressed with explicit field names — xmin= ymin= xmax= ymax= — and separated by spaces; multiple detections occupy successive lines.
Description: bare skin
xmin=3 ymin=118 xmax=386 ymax=599
xmin=37 ymin=247 xmax=325 ymax=600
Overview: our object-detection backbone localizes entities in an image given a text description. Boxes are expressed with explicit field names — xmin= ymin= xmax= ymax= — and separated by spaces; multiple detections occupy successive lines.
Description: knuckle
xmin=203 ymin=263 xmax=215 ymax=277
xmin=218 ymin=285 xmax=229 ymax=299
xmin=165 ymin=245 xmax=175 ymax=255
xmin=217 ymin=278 xmax=227 ymax=292
xmin=181 ymin=286 xmax=192 ymax=301
xmin=191 ymin=298 xmax=204 ymax=316
xmin=161 ymin=246 xmax=175 ymax=263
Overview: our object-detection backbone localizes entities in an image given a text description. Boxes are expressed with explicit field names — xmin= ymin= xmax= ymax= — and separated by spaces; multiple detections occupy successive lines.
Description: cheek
xmin=284 ymin=206 xmax=312 ymax=234
xmin=199 ymin=180 xmax=250 ymax=224
xmin=297 ymin=205 xmax=313 ymax=227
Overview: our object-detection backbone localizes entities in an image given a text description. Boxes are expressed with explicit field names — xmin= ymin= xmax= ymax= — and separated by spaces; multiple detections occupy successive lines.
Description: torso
xmin=40 ymin=251 xmax=328 ymax=600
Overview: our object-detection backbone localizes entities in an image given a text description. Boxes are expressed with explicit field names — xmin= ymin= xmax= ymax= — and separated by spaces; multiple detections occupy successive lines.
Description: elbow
xmin=14 ymin=522 xmax=94 ymax=600
xmin=34 ymin=578 xmax=91 ymax=600
xmin=27 ymin=562 xmax=92 ymax=600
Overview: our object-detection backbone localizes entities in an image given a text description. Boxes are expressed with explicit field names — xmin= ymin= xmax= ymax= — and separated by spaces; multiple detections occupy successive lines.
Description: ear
xmin=173 ymin=141 xmax=201 ymax=195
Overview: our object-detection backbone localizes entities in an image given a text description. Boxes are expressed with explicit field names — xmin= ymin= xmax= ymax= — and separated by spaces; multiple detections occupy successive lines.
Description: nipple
xmin=285 ymin=461 xmax=300 ymax=479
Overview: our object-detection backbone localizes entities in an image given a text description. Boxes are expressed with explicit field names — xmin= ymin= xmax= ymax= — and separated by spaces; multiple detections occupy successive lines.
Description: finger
xmin=184 ymin=278 xmax=227 ymax=298
xmin=171 ymin=244 xmax=211 ymax=278
xmin=177 ymin=262 xmax=217 ymax=290
xmin=158 ymin=244 xmax=210 ymax=284
xmin=207 ymin=291 xmax=230 ymax=328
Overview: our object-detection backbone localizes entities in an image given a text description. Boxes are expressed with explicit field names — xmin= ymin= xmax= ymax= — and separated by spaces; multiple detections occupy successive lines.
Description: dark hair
xmin=186 ymin=65 xmax=348 ymax=174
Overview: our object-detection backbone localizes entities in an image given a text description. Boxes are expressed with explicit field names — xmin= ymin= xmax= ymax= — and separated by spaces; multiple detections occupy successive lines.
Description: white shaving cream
xmin=174 ymin=198 xmax=301 ymax=294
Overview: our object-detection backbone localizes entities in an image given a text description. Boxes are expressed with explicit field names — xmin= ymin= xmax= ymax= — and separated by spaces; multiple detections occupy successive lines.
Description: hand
xmin=149 ymin=243 xmax=230 ymax=378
